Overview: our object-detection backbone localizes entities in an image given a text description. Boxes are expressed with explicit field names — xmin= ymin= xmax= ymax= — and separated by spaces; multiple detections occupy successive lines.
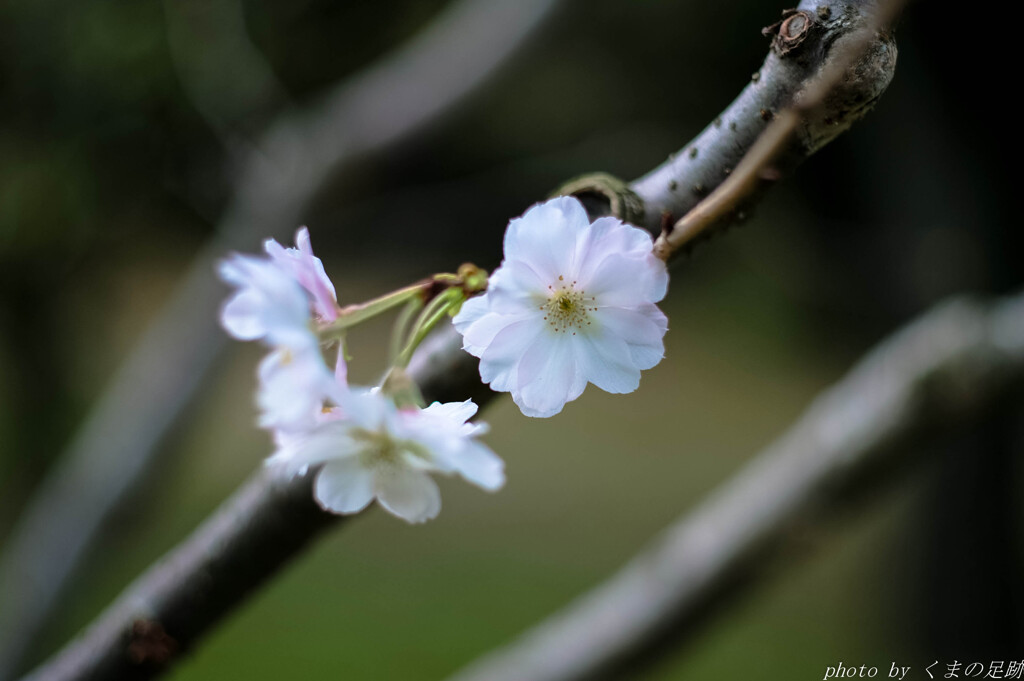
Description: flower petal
xmin=577 ymin=216 xmax=655 ymax=265
xmin=577 ymin=331 xmax=642 ymax=394
xmin=266 ymin=420 xmax=359 ymax=472
xmin=486 ymin=260 xmax=547 ymax=314
xmin=503 ymin=196 xmax=587 ymax=281
xmin=264 ymin=227 xmax=340 ymax=323
xmin=314 ymin=458 xmax=375 ymax=514
xmin=452 ymin=295 xmax=489 ymax=333
xmin=513 ymin=334 xmax=586 ymax=417
xmin=592 ymin=305 xmax=667 ymax=370
xmin=220 ymin=289 xmax=271 ymax=340
xmin=421 ymin=399 xmax=478 ymax=424
xmin=455 ymin=298 xmax=531 ymax=358
xmin=375 ymin=468 xmax=441 ymax=524
xmin=478 ymin=319 xmax=542 ymax=393
xmin=449 ymin=441 xmax=506 ymax=491
xmin=217 ymin=254 xmax=311 ymax=344
xmin=584 ymin=253 xmax=668 ymax=307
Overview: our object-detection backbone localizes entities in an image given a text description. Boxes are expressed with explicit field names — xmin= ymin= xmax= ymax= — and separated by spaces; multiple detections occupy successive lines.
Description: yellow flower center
xmin=541 ymin=275 xmax=596 ymax=335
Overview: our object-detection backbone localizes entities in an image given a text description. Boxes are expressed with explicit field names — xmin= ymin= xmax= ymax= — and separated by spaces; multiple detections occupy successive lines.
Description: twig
xmin=0 ymin=0 xmax=563 ymax=677
xmin=16 ymin=0 xmax=897 ymax=678
xmin=605 ymin=0 xmax=896 ymax=240
xmin=652 ymin=0 xmax=906 ymax=260
xmin=445 ymin=292 xmax=1024 ymax=681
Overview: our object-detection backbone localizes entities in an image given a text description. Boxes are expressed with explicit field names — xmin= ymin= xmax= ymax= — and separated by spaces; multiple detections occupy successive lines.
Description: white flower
xmin=267 ymin=390 xmax=504 ymax=524
xmin=256 ymin=339 xmax=339 ymax=432
xmin=218 ymin=228 xmax=341 ymax=431
xmin=264 ymin=227 xmax=340 ymax=323
xmin=218 ymin=253 xmax=312 ymax=347
xmin=453 ymin=196 xmax=668 ymax=418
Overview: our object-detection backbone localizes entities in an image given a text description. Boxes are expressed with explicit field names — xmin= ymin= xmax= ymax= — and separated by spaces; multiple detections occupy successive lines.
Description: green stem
xmin=319 ymin=283 xmax=427 ymax=341
xmin=390 ymin=298 xmax=424 ymax=365
xmin=395 ymin=288 xmax=463 ymax=368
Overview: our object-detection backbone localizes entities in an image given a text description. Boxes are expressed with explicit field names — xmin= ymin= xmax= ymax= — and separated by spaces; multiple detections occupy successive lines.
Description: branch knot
xmin=763 ymin=9 xmax=817 ymax=56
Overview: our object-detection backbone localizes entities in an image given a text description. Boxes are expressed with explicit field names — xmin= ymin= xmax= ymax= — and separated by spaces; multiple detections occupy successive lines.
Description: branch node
xmin=126 ymin=620 xmax=178 ymax=667
xmin=763 ymin=9 xmax=817 ymax=56
xmin=553 ymin=172 xmax=646 ymax=225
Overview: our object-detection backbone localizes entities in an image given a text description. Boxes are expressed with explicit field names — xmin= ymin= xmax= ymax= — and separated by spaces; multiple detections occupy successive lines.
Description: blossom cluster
xmin=219 ymin=197 xmax=669 ymax=523
xmin=219 ymin=228 xmax=503 ymax=523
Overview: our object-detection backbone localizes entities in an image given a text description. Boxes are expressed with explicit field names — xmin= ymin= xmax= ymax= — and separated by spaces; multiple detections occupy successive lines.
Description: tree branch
xmin=652 ymin=0 xmax=903 ymax=259
xmin=561 ymin=0 xmax=897 ymax=246
xmin=18 ymin=0 xmax=898 ymax=678
xmin=0 ymin=0 xmax=563 ymax=677
xmin=444 ymin=291 xmax=1024 ymax=681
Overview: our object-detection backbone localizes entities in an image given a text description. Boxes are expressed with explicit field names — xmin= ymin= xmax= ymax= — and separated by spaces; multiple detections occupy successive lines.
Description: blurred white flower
xmin=218 ymin=228 xmax=340 ymax=431
xmin=218 ymin=253 xmax=312 ymax=347
xmin=453 ymin=196 xmax=668 ymax=418
xmin=267 ymin=390 xmax=504 ymax=524
xmin=256 ymin=339 xmax=339 ymax=432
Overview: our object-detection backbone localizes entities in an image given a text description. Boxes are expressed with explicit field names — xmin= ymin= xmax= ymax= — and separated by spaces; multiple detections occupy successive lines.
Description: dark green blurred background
xmin=1 ymin=0 xmax=1021 ymax=679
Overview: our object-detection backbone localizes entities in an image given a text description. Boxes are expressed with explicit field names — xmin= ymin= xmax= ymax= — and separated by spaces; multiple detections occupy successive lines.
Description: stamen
xmin=544 ymin=276 xmax=590 ymax=333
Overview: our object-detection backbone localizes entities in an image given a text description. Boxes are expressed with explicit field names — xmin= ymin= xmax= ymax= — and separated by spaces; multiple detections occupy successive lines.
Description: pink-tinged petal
xmin=262 ymin=238 xmax=287 ymax=261
xmin=294 ymin=227 xmax=339 ymax=322
xmin=577 ymin=331 xmax=641 ymax=394
xmin=584 ymin=253 xmax=668 ymax=306
xmin=333 ymin=344 xmax=348 ymax=389
xmin=375 ymin=468 xmax=441 ymax=524
xmin=503 ymin=197 xmax=588 ymax=281
xmin=513 ymin=334 xmax=586 ymax=418
xmin=478 ymin=319 xmax=542 ymax=393
xmin=314 ymin=458 xmax=375 ymax=514
xmin=264 ymin=227 xmax=340 ymax=323
xmin=592 ymin=305 xmax=667 ymax=370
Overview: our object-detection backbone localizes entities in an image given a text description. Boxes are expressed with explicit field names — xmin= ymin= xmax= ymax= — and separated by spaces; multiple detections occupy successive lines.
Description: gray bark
xmin=564 ymin=0 xmax=897 ymax=247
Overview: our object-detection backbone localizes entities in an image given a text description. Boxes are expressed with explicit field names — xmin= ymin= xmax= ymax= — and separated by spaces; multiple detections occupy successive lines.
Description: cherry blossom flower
xmin=218 ymin=228 xmax=340 ymax=431
xmin=267 ymin=390 xmax=504 ymax=524
xmin=453 ymin=196 xmax=668 ymax=417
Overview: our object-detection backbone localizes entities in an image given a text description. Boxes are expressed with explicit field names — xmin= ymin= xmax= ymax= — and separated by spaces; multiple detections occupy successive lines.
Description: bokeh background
xmin=1 ymin=0 xmax=1021 ymax=679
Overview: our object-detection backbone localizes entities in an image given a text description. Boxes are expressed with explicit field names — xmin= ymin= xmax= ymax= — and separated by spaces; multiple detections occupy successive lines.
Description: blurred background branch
xmin=163 ymin=0 xmax=289 ymax=143
xmin=0 ymin=0 xmax=563 ymax=676
xmin=445 ymin=291 xmax=1024 ymax=681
